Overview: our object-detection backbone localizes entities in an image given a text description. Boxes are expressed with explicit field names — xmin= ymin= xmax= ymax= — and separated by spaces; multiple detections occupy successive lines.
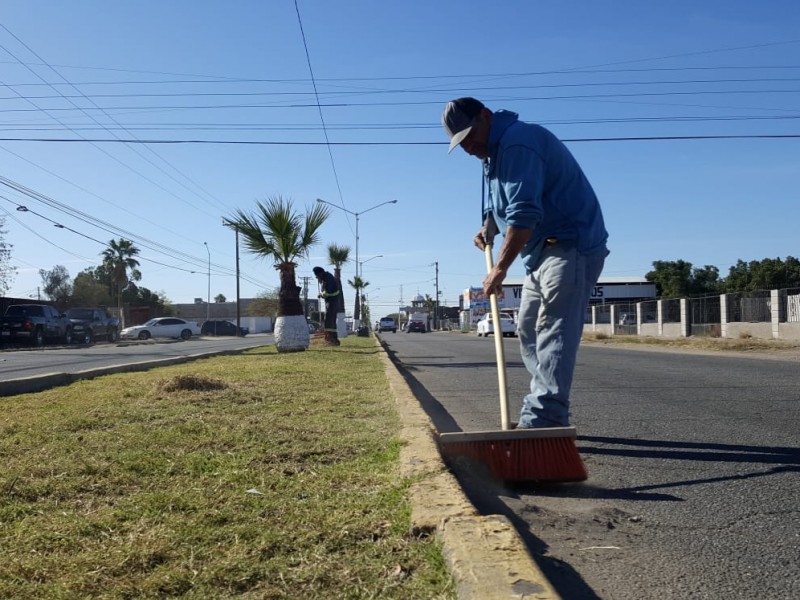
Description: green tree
xmin=214 ymin=293 xmax=227 ymax=303
xmin=224 ymin=195 xmax=329 ymax=352
xmin=126 ymin=285 xmax=172 ymax=316
xmin=723 ymin=257 xmax=800 ymax=292
xmin=688 ymin=265 xmax=721 ymax=296
xmin=0 ymin=217 xmax=16 ymax=296
xmin=39 ymin=265 xmax=72 ymax=307
xmin=101 ymin=239 xmax=141 ymax=326
xmin=645 ymin=260 xmax=693 ymax=298
xmin=327 ymin=243 xmax=350 ymax=317
xmin=72 ymin=269 xmax=113 ymax=307
xmin=347 ymin=275 xmax=369 ymax=326
xmin=247 ymin=290 xmax=280 ymax=316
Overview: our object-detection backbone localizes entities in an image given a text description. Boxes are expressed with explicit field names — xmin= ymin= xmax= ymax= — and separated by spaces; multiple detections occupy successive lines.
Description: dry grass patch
xmin=0 ymin=336 xmax=454 ymax=599
xmin=583 ymin=331 xmax=800 ymax=354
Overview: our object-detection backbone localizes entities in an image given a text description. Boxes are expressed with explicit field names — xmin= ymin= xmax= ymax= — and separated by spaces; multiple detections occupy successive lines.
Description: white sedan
xmin=476 ymin=313 xmax=517 ymax=337
xmin=120 ymin=317 xmax=201 ymax=341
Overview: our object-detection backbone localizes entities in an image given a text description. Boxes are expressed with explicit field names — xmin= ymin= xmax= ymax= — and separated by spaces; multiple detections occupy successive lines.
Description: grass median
xmin=0 ymin=336 xmax=455 ymax=599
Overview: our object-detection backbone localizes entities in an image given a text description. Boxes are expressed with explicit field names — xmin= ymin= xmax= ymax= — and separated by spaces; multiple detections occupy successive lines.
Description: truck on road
xmin=65 ymin=308 xmax=120 ymax=343
xmin=0 ymin=304 xmax=73 ymax=346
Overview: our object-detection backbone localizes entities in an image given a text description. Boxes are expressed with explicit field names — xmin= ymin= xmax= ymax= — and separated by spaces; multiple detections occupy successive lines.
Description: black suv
xmin=201 ymin=320 xmax=249 ymax=336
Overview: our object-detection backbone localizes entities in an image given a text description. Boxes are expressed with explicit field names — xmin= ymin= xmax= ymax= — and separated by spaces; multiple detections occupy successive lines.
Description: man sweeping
xmin=442 ymin=97 xmax=609 ymax=429
xmin=313 ymin=266 xmax=341 ymax=346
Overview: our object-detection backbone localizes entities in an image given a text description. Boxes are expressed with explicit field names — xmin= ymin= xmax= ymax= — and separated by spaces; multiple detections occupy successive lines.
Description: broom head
xmin=439 ymin=426 xmax=587 ymax=483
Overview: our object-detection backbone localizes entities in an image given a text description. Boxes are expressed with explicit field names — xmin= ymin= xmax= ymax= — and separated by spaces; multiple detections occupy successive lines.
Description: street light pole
xmin=203 ymin=242 xmax=210 ymax=322
xmin=358 ymin=254 xmax=383 ymax=277
xmin=316 ymin=199 xmax=398 ymax=280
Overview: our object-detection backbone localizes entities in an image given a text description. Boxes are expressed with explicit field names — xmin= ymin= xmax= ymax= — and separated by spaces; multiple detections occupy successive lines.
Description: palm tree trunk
xmin=354 ymin=288 xmax=361 ymax=324
xmin=277 ymin=264 xmax=304 ymax=316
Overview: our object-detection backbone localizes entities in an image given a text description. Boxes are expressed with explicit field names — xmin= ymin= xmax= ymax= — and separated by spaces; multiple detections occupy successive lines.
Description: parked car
xmin=476 ymin=313 xmax=516 ymax=337
xmin=201 ymin=319 xmax=249 ymax=336
xmin=120 ymin=317 xmax=201 ymax=341
xmin=0 ymin=303 xmax=72 ymax=346
xmin=378 ymin=317 xmax=397 ymax=333
xmin=66 ymin=308 xmax=120 ymax=343
xmin=406 ymin=319 xmax=427 ymax=333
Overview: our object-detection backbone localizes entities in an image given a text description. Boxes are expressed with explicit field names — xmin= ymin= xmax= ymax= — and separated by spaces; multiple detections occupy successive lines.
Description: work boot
xmin=331 ymin=332 xmax=341 ymax=346
xmin=324 ymin=331 xmax=338 ymax=346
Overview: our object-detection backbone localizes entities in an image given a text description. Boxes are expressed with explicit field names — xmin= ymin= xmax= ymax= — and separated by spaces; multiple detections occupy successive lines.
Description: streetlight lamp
xmin=359 ymin=254 xmax=383 ymax=276
xmin=203 ymin=242 xmax=210 ymax=322
xmin=316 ymin=199 xmax=398 ymax=279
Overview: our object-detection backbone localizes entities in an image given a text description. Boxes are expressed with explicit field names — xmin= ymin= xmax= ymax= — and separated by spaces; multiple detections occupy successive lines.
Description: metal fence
xmin=690 ymin=295 xmax=721 ymax=337
xmin=785 ymin=287 xmax=800 ymax=323
xmin=728 ymin=290 xmax=771 ymax=323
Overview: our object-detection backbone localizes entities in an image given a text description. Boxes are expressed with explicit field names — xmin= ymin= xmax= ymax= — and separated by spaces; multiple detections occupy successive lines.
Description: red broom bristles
xmin=441 ymin=433 xmax=587 ymax=483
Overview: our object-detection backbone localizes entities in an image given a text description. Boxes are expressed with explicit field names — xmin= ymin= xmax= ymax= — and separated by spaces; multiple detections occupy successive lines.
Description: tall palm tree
xmin=327 ymin=243 xmax=350 ymax=328
xmin=101 ymin=238 xmax=141 ymax=328
xmin=347 ymin=275 xmax=369 ymax=326
xmin=224 ymin=195 xmax=329 ymax=353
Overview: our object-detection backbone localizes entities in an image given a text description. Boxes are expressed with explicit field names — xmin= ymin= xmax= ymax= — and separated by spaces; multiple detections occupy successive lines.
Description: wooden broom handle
xmin=484 ymin=244 xmax=511 ymax=430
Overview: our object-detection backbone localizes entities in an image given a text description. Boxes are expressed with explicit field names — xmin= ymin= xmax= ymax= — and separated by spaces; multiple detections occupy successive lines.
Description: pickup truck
xmin=378 ymin=317 xmax=397 ymax=333
xmin=0 ymin=304 xmax=73 ymax=346
xmin=65 ymin=308 xmax=120 ymax=343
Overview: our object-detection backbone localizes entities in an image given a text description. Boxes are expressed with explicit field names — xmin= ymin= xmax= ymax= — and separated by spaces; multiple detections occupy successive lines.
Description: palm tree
xmin=224 ymin=195 xmax=329 ymax=353
xmin=101 ymin=239 xmax=141 ymax=328
xmin=347 ymin=275 xmax=369 ymax=326
xmin=327 ymin=243 xmax=350 ymax=332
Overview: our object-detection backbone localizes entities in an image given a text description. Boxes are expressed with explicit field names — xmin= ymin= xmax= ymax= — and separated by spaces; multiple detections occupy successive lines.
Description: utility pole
xmin=434 ymin=262 xmax=440 ymax=331
xmin=235 ymin=228 xmax=241 ymax=335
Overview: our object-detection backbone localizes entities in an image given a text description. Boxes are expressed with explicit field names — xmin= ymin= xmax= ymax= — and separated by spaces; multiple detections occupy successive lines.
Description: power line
xmin=1 ymin=134 xmax=798 ymax=145
xmin=293 ymin=0 xmax=349 ymax=220
xmin=0 ymin=23 xmax=229 ymax=218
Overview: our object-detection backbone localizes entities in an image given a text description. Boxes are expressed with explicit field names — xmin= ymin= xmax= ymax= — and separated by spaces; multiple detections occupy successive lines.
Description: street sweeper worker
xmin=442 ymin=97 xmax=609 ymax=429
xmin=313 ymin=266 xmax=341 ymax=346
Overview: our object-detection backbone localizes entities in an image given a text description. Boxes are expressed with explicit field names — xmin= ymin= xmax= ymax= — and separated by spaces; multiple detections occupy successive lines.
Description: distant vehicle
xmin=476 ymin=313 xmax=516 ymax=337
xmin=0 ymin=303 xmax=73 ymax=346
xmin=120 ymin=317 xmax=201 ymax=341
xmin=66 ymin=308 xmax=120 ymax=343
xmin=201 ymin=319 xmax=249 ymax=337
xmin=406 ymin=319 xmax=427 ymax=333
xmin=378 ymin=317 xmax=397 ymax=333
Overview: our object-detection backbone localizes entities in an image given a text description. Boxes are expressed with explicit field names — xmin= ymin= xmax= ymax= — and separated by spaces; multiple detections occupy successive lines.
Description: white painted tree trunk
xmin=273 ymin=314 xmax=310 ymax=352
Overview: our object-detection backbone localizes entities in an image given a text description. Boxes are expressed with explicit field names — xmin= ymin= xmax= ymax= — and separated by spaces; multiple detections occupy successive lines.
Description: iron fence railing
xmin=729 ymin=290 xmax=772 ymax=323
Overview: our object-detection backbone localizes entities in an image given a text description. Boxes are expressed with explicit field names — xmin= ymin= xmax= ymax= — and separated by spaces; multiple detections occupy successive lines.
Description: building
xmin=461 ymin=277 xmax=656 ymax=327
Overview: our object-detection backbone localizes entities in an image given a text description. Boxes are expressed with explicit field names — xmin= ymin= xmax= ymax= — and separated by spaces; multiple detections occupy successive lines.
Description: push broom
xmin=439 ymin=226 xmax=588 ymax=483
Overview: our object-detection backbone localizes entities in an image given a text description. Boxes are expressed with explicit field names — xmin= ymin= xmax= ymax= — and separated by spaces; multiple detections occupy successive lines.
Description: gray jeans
xmin=517 ymin=243 xmax=607 ymax=428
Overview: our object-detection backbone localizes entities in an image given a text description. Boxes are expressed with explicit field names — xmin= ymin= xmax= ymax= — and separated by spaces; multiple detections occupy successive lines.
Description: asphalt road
xmin=380 ymin=331 xmax=800 ymax=600
xmin=0 ymin=334 xmax=273 ymax=393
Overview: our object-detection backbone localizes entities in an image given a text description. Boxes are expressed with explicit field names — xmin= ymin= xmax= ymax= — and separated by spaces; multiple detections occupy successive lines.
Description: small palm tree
xmin=101 ymin=238 xmax=141 ymax=328
xmin=224 ymin=195 xmax=329 ymax=352
xmin=347 ymin=275 xmax=369 ymax=326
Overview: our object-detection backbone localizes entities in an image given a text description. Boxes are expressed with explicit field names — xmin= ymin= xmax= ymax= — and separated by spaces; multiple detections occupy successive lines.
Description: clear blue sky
xmin=1 ymin=1 xmax=798 ymax=315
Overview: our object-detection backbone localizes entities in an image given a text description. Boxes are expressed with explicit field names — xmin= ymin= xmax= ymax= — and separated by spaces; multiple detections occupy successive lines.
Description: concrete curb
xmin=378 ymin=348 xmax=561 ymax=600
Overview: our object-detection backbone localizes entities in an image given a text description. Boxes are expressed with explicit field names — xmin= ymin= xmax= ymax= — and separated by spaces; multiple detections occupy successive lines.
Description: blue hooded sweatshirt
xmin=483 ymin=110 xmax=608 ymax=274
